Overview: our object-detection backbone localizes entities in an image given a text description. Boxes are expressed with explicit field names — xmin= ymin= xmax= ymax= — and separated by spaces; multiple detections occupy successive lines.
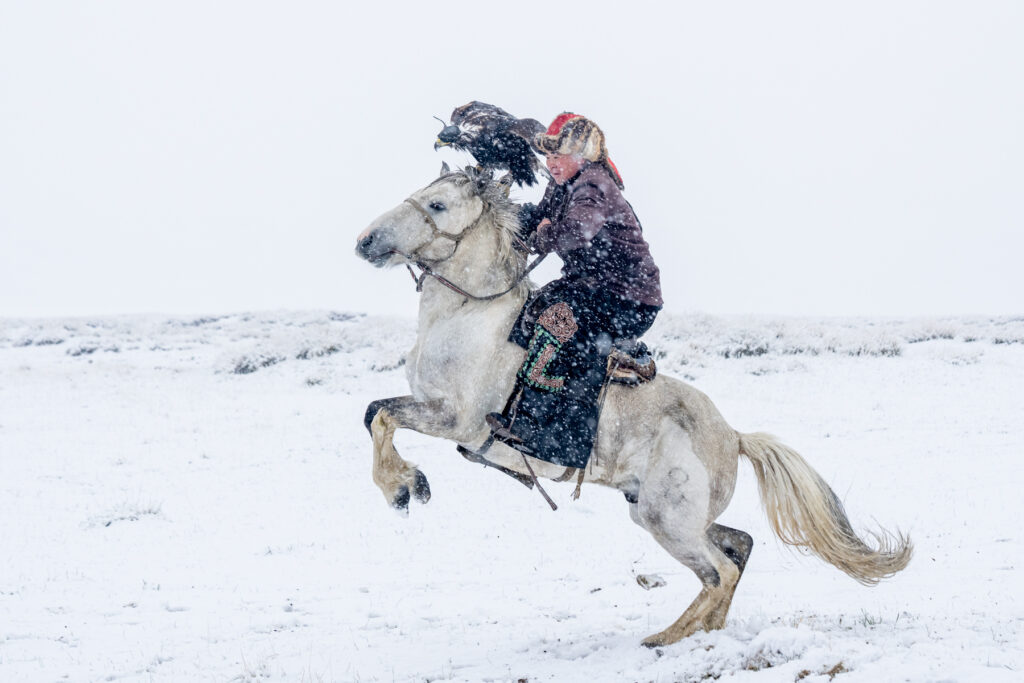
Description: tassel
xmin=572 ymin=467 xmax=585 ymax=501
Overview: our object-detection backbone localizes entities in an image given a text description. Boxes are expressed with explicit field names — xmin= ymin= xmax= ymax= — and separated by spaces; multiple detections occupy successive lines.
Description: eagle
xmin=434 ymin=101 xmax=547 ymax=186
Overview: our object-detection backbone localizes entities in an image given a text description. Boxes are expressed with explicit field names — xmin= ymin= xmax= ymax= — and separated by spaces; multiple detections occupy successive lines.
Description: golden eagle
xmin=434 ymin=101 xmax=546 ymax=186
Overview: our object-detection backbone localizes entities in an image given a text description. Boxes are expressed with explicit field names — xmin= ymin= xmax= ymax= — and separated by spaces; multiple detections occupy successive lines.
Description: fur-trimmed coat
xmin=527 ymin=162 xmax=663 ymax=308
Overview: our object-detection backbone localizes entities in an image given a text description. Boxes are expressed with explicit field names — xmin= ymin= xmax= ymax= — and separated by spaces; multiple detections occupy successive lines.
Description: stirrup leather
xmin=607 ymin=341 xmax=657 ymax=385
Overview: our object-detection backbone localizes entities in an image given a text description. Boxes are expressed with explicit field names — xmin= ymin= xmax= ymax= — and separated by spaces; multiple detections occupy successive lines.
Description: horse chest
xmin=407 ymin=314 xmax=492 ymax=392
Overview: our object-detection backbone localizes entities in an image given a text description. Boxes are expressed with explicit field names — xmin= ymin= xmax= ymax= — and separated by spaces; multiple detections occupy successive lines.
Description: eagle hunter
xmin=434 ymin=101 xmax=546 ymax=186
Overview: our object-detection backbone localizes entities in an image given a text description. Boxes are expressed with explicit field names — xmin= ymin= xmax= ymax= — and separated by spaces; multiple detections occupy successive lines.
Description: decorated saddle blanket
xmin=504 ymin=288 xmax=660 ymax=469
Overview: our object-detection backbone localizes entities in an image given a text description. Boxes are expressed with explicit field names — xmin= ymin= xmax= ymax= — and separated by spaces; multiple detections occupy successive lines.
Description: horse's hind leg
xmin=631 ymin=511 xmax=751 ymax=638
xmin=701 ymin=523 xmax=753 ymax=631
xmin=364 ymin=396 xmax=454 ymax=511
xmin=636 ymin=524 xmax=741 ymax=647
xmin=631 ymin=429 xmax=743 ymax=646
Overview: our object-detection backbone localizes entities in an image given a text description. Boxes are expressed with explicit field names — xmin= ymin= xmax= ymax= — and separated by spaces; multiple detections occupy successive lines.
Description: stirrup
xmin=485 ymin=413 xmax=537 ymax=456
xmin=486 ymin=414 xmax=556 ymax=510
xmin=485 ymin=413 xmax=522 ymax=444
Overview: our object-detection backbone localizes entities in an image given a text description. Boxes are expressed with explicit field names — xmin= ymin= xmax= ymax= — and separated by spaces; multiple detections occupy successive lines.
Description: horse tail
xmin=738 ymin=431 xmax=912 ymax=585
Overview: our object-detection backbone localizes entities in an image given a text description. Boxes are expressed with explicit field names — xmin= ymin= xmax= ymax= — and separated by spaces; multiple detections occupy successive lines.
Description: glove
xmin=517 ymin=203 xmax=542 ymax=238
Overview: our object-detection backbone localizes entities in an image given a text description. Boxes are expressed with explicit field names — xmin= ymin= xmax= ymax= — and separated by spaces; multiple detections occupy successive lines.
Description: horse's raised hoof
xmin=392 ymin=485 xmax=410 ymax=512
xmin=412 ymin=469 xmax=431 ymax=503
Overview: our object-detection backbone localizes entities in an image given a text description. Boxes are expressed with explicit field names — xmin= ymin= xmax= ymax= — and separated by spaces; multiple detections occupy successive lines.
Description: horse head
xmin=356 ymin=163 xmax=517 ymax=270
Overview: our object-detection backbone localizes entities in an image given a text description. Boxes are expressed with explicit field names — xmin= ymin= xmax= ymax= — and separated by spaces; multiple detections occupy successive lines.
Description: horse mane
xmin=432 ymin=167 xmax=530 ymax=295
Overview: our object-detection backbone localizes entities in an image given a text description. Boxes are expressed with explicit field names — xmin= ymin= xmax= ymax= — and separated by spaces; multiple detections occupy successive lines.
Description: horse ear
xmin=473 ymin=168 xmax=493 ymax=193
xmin=497 ymin=173 xmax=513 ymax=198
xmin=439 ymin=161 xmax=451 ymax=177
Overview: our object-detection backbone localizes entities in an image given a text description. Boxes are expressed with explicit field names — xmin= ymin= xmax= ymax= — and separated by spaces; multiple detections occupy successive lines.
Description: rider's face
xmin=546 ymin=154 xmax=585 ymax=185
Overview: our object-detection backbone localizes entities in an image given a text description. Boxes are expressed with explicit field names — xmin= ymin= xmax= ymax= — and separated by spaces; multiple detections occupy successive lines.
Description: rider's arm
xmin=518 ymin=203 xmax=543 ymax=234
xmin=533 ymin=181 xmax=607 ymax=254
xmin=518 ymin=182 xmax=557 ymax=242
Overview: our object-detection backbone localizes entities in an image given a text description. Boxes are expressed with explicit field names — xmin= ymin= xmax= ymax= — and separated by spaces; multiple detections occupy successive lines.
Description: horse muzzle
xmin=355 ymin=228 xmax=396 ymax=267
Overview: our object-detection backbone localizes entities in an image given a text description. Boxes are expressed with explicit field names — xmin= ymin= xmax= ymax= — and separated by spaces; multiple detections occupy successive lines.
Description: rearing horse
xmin=355 ymin=165 xmax=911 ymax=647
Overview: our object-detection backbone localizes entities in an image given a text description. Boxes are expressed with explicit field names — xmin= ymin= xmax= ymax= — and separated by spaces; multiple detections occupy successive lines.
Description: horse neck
xmin=416 ymin=213 xmax=528 ymax=323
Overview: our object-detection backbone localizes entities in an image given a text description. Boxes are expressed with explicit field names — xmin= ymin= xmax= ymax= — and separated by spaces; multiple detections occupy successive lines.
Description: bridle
xmin=393 ymin=194 xmax=545 ymax=302
xmin=401 ymin=197 xmax=480 ymax=264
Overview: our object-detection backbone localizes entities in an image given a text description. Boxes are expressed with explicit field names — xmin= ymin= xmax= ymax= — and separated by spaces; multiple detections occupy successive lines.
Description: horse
xmin=354 ymin=164 xmax=912 ymax=647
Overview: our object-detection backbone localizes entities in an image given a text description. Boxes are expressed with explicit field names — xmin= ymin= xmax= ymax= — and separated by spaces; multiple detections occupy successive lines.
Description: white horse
xmin=355 ymin=165 xmax=912 ymax=647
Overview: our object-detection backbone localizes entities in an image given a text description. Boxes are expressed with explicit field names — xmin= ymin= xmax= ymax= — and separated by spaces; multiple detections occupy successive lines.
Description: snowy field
xmin=1 ymin=311 xmax=1021 ymax=682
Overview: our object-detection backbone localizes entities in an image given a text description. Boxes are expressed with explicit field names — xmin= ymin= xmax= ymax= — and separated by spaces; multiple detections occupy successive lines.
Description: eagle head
xmin=434 ymin=124 xmax=462 ymax=150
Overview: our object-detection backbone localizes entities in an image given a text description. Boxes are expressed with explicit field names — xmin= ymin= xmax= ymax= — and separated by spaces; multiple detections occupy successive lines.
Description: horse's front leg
xmin=363 ymin=396 xmax=455 ymax=512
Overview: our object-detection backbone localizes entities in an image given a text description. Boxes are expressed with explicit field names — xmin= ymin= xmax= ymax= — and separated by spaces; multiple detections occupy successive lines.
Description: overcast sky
xmin=2 ymin=1 xmax=1021 ymax=319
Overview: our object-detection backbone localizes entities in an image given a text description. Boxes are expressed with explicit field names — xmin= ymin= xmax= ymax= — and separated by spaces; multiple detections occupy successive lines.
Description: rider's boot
xmin=485 ymin=413 xmax=536 ymax=458
xmin=485 ymin=377 xmax=536 ymax=453
xmin=487 ymin=369 xmax=603 ymax=468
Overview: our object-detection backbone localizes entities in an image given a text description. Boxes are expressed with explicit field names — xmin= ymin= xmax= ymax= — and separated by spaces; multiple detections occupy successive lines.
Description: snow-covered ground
xmin=1 ymin=311 xmax=1021 ymax=682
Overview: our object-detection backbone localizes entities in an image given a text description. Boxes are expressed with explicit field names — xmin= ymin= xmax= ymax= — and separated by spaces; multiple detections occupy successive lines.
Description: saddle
xmin=464 ymin=337 xmax=657 ymax=510
xmin=607 ymin=339 xmax=657 ymax=385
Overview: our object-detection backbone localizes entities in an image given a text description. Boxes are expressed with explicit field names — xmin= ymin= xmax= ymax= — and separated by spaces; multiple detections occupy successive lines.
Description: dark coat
xmin=528 ymin=162 xmax=663 ymax=308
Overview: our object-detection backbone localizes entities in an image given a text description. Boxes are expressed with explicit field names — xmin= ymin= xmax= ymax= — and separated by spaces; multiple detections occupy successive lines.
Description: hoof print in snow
xmin=636 ymin=573 xmax=667 ymax=590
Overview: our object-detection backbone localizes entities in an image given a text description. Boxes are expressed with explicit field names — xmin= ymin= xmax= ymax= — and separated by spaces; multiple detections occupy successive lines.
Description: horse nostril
xmin=358 ymin=233 xmax=375 ymax=256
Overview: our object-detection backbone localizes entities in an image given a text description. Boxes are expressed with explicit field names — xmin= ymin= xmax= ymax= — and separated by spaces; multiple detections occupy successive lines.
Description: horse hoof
xmin=641 ymin=630 xmax=672 ymax=648
xmin=392 ymin=485 xmax=410 ymax=511
xmin=412 ymin=469 xmax=431 ymax=503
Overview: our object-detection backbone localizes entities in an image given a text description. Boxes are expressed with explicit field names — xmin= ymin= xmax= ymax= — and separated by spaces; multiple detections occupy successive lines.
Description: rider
xmin=487 ymin=113 xmax=663 ymax=468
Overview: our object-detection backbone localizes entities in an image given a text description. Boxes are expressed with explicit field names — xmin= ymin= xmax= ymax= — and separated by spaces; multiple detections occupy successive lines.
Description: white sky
xmin=1 ymin=1 xmax=1021 ymax=319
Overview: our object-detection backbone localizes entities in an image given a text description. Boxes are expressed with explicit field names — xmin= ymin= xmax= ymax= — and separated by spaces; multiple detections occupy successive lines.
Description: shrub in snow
xmin=232 ymin=353 xmax=285 ymax=374
xmin=295 ymin=344 xmax=342 ymax=360
xmin=328 ymin=312 xmax=362 ymax=323
xmin=14 ymin=337 xmax=65 ymax=347
xmin=86 ymin=502 xmax=163 ymax=528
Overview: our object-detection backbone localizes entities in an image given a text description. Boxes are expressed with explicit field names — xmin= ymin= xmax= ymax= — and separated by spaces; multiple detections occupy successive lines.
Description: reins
xmin=396 ymin=195 xmax=546 ymax=301
xmin=404 ymin=253 xmax=546 ymax=299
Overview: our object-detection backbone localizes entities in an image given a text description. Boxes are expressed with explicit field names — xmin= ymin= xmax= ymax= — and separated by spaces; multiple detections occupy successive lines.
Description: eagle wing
xmin=439 ymin=102 xmax=546 ymax=186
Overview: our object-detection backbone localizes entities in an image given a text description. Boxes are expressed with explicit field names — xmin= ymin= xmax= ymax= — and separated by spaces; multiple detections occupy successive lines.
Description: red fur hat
xmin=534 ymin=113 xmax=625 ymax=189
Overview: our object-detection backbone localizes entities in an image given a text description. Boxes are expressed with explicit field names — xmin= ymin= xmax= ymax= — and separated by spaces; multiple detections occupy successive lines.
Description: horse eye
xmin=429 ymin=201 xmax=447 ymax=211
